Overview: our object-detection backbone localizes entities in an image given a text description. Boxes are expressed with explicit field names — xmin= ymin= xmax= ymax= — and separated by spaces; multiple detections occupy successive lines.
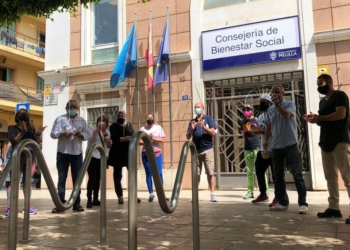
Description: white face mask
xmin=194 ymin=108 xmax=202 ymax=115
xmin=98 ymin=122 xmax=105 ymax=126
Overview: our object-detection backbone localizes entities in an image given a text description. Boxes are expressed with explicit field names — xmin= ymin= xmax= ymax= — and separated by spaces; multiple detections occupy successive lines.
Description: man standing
xmin=186 ymin=102 xmax=218 ymax=202
xmin=304 ymin=74 xmax=350 ymax=223
xmin=50 ymin=100 xmax=90 ymax=213
xmin=264 ymin=84 xmax=308 ymax=214
xmin=240 ymin=105 xmax=260 ymax=199
xmin=251 ymin=94 xmax=277 ymax=206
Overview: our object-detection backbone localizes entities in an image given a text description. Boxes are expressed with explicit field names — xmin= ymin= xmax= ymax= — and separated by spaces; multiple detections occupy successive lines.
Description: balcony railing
xmin=0 ymin=27 xmax=45 ymax=59
xmin=0 ymin=81 xmax=44 ymax=107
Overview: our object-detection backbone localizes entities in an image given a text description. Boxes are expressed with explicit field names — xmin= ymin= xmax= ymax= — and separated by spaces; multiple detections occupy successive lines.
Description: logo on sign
xmin=269 ymin=51 xmax=277 ymax=61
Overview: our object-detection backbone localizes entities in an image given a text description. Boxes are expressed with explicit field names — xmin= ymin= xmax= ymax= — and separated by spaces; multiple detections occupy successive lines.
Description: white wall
xmin=41 ymin=11 xmax=71 ymax=188
xmin=45 ymin=12 xmax=71 ymax=70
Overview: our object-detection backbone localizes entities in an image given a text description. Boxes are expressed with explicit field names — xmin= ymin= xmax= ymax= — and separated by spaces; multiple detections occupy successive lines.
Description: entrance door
xmin=205 ymin=72 xmax=310 ymax=189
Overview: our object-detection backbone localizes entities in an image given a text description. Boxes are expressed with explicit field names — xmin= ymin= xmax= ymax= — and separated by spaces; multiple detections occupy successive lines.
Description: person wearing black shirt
xmin=240 ymin=105 xmax=260 ymax=199
xmin=304 ymin=74 xmax=350 ymax=223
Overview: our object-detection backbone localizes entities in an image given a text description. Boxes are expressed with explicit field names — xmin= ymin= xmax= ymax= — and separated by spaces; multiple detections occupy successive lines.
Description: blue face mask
xmin=68 ymin=109 xmax=77 ymax=117
xmin=194 ymin=108 xmax=202 ymax=115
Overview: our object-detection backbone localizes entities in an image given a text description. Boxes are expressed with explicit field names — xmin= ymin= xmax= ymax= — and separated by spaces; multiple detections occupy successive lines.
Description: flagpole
xmin=167 ymin=7 xmax=173 ymax=169
xmin=150 ymin=10 xmax=155 ymax=116
xmin=135 ymin=13 xmax=140 ymax=131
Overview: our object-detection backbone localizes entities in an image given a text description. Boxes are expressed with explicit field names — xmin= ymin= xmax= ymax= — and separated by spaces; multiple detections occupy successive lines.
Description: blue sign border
xmin=201 ymin=16 xmax=302 ymax=71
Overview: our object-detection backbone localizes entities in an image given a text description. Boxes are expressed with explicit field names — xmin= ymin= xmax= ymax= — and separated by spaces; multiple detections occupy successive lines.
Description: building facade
xmin=0 ymin=16 xmax=46 ymax=160
xmin=39 ymin=0 xmax=349 ymax=191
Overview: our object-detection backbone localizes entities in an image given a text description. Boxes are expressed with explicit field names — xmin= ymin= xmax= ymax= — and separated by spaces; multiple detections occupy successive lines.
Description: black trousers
xmin=113 ymin=166 xmax=125 ymax=198
xmin=86 ymin=157 xmax=101 ymax=201
xmin=255 ymin=151 xmax=275 ymax=196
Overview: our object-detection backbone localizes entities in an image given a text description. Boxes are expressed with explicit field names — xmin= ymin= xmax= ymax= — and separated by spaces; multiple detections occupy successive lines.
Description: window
xmin=36 ymin=76 xmax=44 ymax=90
xmin=91 ymin=0 xmax=119 ymax=64
xmin=0 ymin=67 xmax=12 ymax=82
xmin=87 ymin=106 xmax=119 ymax=127
xmin=204 ymin=0 xmax=258 ymax=10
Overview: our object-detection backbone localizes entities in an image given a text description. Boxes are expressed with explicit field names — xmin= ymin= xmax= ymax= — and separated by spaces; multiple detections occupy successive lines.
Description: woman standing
xmin=108 ymin=111 xmax=140 ymax=204
xmin=86 ymin=115 xmax=111 ymax=208
xmin=6 ymin=108 xmax=46 ymax=217
xmin=140 ymin=113 xmax=166 ymax=202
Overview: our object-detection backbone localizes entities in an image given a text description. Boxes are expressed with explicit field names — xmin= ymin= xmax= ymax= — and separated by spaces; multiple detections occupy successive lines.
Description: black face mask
xmin=117 ymin=117 xmax=125 ymax=124
xmin=260 ymin=102 xmax=270 ymax=112
xmin=18 ymin=114 xmax=29 ymax=122
xmin=146 ymin=119 xmax=154 ymax=125
xmin=317 ymin=85 xmax=329 ymax=95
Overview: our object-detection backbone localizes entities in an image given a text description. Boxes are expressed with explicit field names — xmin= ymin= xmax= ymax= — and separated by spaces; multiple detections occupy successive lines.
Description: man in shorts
xmin=186 ymin=102 xmax=218 ymax=202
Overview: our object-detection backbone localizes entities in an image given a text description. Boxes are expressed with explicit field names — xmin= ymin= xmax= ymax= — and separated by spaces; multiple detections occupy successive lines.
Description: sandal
xmin=52 ymin=207 xmax=62 ymax=213
xmin=72 ymin=204 xmax=84 ymax=212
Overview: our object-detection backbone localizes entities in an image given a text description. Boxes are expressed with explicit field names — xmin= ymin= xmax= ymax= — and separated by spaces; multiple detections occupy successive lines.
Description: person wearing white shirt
xmin=50 ymin=100 xmax=90 ymax=213
xmin=139 ymin=113 xmax=166 ymax=202
xmin=85 ymin=115 xmax=111 ymax=208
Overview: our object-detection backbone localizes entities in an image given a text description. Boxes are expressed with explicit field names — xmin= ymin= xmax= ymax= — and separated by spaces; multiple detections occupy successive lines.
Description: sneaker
xmin=137 ymin=198 xmax=142 ymax=203
xmin=299 ymin=205 xmax=308 ymax=214
xmin=317 ymin=208 xmax=342 ymax=218
xmin=118 ymin=197 xmax=124 ymax=204
xmin=5 ymin=207 xmax=10 ymax=217
xmin=92 ymin=200 xmax=100 ymax=206
xmin=22 ymin=205 xmax=37 ymax=215
xmin=269 ymin=204 xmax=289 ymax=211
xmin=252 ymin=194 xmax=269 ymax=204
xmin=86 ymin=201 xmax=93 ymax=208
xmin=148 ymin=195 xmax=155 ymax=202
xmin=72 ymin=204 xmax=84 ymax=212
xmin=243 ymin=193 xmax=254 ymax=199
xmin=211 ymin=193 xmax=218 ymax=202
xmin=345 ymin=216 xmax=350 ymax=224
xmin=269 ymin=197 xmax=279 ymax=207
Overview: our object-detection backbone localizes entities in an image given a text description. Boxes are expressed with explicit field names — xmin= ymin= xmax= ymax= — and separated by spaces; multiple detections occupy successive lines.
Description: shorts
xmin=197 ymin=148 xmax=215 ymax=176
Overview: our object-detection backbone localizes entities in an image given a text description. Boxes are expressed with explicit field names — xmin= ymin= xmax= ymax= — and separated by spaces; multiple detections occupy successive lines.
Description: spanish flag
xmin=145 ymin=21 xmax=154 ymax=89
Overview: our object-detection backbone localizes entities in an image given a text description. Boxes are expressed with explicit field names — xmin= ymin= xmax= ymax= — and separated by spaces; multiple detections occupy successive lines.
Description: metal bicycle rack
xmin=1 ymin=133 xmax=200 ymax=250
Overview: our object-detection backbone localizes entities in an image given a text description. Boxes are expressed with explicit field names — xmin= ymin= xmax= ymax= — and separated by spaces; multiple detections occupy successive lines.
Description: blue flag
xmin=153 ymin=21 xmax=169 ymax=86
xmin=110 ymin=25 xmax=137 ymax=88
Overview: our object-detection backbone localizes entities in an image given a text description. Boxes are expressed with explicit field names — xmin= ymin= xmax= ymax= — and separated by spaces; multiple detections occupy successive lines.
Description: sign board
xmin=44 ymin=84 xmax=51 ymax=95
xmin=202 ymin=16 xmax=301 ymax=71
xmin=317 ymin=65 xmax=329 ymax=76
xmin=44 ymin=93 xmax=58 ymax=106
xmin=16 ymin=102 xmax=30 ymax=113
xmin=182 ymin=95 xmax=189 ymax=100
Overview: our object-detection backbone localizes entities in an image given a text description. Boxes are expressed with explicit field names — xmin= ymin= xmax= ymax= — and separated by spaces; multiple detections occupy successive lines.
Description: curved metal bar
xmin=128 ymin=131 xmax=200 ymax=250
xmin=6 ymin=139 xmax=107 ymax=250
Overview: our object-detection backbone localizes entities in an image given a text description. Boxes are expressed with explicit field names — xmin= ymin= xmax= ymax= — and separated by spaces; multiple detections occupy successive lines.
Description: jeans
xmin=86 ymin=157 xmax=101 ymax=201
xmin=244 ymin=150 xmax=258 ymax=194
xmin=56 ymin=153 xmax=83 ymax=207
xmin=271 ymin=144 xmax=307 ymax=207
xmin=255 ymin=151 xmax=275 ymax=196
xmin=142 ymin=153 xmax=163 ymax=194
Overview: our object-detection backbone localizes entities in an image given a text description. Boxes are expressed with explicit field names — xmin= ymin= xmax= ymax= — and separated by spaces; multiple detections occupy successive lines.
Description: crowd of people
xmin=1 ymin=73 xmax=349 ymax=224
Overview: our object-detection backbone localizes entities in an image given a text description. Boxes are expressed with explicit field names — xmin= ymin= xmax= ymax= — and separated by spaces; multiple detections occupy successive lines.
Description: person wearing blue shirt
xmin=186 ymin=102 xmax=218 ymax=202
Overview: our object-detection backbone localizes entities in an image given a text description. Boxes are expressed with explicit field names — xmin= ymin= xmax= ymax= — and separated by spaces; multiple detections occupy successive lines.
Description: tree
xmin=0 ymin=0 xmax=151 ymax=25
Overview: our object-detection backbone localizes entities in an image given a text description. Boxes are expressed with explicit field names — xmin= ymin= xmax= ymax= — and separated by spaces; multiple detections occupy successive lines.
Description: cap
xmin=260 ymin=93 xmax=272 ymax=102
xmin=243 ymin=104 xmax=253 ymax=110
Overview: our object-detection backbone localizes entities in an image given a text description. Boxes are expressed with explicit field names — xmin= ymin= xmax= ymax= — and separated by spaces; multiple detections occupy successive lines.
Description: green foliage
xmin=0 ymin=0 xmax=151 ymax=25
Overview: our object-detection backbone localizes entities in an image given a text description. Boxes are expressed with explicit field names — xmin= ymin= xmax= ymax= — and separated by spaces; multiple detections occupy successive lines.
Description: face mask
xmin=317 ymin=85 xmax=329 ymax=95
xmin=243 ymin=110 xmax=253 ymax=118
xmin=194 ymin=108 xmax=202 ymax=115
xmin=68 ymin=110 xmax=77 ymax=117
xmin=117 ymin=118 xmax=125 ymax=124
xmin=18 ymin=114 xmax=29 ymax=122
xmin=260 ymin=102 xmax=270 ymax=112
xmin=146 ymin=119 xmax=154 ymax=125
xmin=98 ymin=121 xmax=105 ymax=126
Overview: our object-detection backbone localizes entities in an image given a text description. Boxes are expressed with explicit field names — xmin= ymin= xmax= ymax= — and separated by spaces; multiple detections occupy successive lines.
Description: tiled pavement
xmin=1 ymin=188 xmax=350 ymax=250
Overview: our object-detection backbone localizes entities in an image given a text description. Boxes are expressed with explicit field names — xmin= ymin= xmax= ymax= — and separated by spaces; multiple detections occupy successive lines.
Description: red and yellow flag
xmin=145 ymin=21 xmax=154 ymax=89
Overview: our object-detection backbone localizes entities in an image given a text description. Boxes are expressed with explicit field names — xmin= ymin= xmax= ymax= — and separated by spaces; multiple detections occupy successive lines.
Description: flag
xmin=153 ymin=21 xmax=169 ymax=86
xmin=110 ymin=25 xmax=137 ymax=88
xmin=145 ymin=21 xmax=154 ymax=89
